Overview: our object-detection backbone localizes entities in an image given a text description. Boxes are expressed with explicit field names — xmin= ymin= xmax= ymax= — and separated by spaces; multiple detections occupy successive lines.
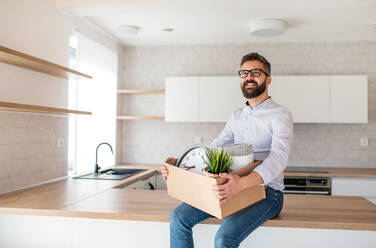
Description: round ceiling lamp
xmin=249 ymin=18 xmax=287 ymax=37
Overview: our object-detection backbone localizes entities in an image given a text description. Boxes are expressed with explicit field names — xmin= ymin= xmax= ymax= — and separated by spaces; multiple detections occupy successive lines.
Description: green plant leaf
xmin=204 ymin=148 xmax=233 ymax=174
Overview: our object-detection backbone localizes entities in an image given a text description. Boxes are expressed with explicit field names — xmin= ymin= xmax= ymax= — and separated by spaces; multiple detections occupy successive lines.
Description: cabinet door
xmin=199 ymin=76 xmax=245 ymax=122
xmin=269 ymin=76 xmax=331 ymax=123
xmin=332 ymin=178 xmax=376 ymax=197
xmin=330 ymin=75 xmax=368 ymax=123
xmin=165 ymin=77 xmax=199 ymax=122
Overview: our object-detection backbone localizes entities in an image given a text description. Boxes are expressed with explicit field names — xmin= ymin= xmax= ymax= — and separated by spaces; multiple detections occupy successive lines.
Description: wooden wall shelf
xmin=0 ymin=45 xmax=92 ymax=79
xmin=0 ymin=101 xmax=91 ymax=116
xmin=117 ymin=116 xmax=164 ymax=120
xmin=118 ymin=89 xmax=165 ymax=94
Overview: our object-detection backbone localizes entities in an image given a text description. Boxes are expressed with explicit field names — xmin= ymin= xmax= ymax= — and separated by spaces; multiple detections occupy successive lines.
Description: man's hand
xmin=212 ymin=173 xmax=247 ymax=206
xmin=161 ymin=157 xmax=178 ymax=180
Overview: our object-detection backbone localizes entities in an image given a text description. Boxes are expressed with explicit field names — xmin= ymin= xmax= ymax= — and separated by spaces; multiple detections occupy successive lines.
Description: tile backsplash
xmin=0 ymin=113 xmax=67 ymax=193
xmin=119 ymin=41 xmax=376 ymax=168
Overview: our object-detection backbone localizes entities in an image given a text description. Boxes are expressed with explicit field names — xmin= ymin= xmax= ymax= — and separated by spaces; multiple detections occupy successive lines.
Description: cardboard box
xmin=165 ymin=161 xmax=266 ymax=219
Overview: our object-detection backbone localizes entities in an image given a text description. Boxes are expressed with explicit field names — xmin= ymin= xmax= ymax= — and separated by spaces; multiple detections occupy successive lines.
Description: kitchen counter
xmin=0 ymin=164 xmax=375 ymax=231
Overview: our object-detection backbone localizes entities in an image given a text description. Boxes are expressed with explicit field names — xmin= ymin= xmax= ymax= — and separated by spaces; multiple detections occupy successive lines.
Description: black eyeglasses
xmin=238 ymin=69 xmax=269 ymax=78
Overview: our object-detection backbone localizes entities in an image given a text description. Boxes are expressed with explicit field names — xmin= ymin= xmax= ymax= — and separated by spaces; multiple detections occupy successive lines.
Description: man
xmin=162 ymin=52 xmax=293 ymax=248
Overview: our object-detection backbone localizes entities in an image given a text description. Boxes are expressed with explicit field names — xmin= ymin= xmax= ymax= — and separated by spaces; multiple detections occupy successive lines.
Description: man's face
xmin=240 ymin=60 xmax=270 ymax=99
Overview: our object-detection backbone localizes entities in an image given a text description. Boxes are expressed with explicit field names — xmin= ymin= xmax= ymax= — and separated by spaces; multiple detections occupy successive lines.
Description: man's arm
xmin=213 ymin=111 xmax=293 ymax=205
xmin=251 ymin=111 xmax=294 ymax=185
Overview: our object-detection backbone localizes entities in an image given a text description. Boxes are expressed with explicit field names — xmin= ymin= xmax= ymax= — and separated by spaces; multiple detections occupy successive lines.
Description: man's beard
xmin=241 ymin=78 xmax=267 ymax=99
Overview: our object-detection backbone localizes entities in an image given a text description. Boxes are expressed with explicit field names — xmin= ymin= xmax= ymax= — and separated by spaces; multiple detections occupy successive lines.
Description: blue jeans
xmin=170 ymin=186 xmax=283 ymax=248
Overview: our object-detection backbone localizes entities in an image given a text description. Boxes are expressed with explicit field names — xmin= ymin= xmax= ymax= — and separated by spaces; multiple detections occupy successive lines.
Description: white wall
xmin=0 ymin=0 xmax=74 ymax=193
xmin=0 ymin=0 xmax=72 ymax=108
xmin=0 ymin=0 xmax=117 ymax=193
xmin=119 ymin=41 xmax=376 ymax=168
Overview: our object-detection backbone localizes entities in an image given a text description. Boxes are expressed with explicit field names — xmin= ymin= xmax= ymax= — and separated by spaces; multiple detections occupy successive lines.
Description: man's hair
xmin=240 ymin=52 xmax=271 ymax=75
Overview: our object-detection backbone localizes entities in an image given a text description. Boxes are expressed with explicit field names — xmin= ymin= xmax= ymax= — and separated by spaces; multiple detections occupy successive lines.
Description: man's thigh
xmin=171 ymin=202 xmax=213 ymax=227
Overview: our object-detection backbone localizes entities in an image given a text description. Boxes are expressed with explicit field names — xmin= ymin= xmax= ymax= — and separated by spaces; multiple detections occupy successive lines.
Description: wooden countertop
xmin=0 ymin=165 xmax=158 ymax=209
xmin=62 ymin=189 xmax=376 ymax=231
xmin=0 ymin=164 xmax=375 ymax=231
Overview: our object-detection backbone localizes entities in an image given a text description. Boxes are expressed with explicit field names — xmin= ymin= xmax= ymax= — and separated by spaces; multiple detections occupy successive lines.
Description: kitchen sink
xmin=73 ymin=168 xmax=147 ymax=180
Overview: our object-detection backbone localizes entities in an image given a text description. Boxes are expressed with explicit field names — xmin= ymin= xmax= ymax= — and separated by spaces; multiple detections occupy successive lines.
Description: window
xmin=68 ymin=32 xmax=118 ymax=175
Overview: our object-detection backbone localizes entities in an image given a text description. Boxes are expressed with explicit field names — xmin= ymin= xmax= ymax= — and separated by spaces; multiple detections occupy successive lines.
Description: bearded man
xmin=162 ymin=52 xmax=294 ymax=248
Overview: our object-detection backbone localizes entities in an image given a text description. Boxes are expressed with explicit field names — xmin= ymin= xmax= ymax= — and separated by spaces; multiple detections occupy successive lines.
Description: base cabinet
xmin=332 ymin=178 xmax=376 ymax=197
xmin=0 ymin=214 xmax=71 ymax=248
xmin=124 ymin=173 xmax=166 ymax=190
xmin=0 ymin=214 xmax=375 ymax=248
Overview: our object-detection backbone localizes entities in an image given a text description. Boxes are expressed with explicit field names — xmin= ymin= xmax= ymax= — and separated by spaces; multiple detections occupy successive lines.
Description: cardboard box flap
xmin=231 ymin=160 xmax=262 ymax=177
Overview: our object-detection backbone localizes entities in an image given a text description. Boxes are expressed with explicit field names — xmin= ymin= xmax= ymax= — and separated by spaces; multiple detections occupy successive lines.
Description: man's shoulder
xmin=270 ymin=100 xmax=290 ymax=113
xmin=268 ymin=100 xmax=293 ymax=121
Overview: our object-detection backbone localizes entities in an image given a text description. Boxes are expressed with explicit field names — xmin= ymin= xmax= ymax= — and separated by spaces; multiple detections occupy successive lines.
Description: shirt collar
xmin=245 ymin=96 xmax=272 ymax=110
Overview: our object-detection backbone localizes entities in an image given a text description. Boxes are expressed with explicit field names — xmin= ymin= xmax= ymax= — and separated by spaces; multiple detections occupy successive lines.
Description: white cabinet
xmin=165 ymin=75 xmax=368 ymax=123
xmin=0 ymin=214 xmax=72 ymax=248
xmin=265 ymin=75 xmax=367 ymax=123
xmin=330 ymin=75 xmax=368 ymax=123
xmin=166 ymin=76 xmax=244 ymax=123
xmin=332 ymin=177 xmax=376 ymax=197
xmin=123 ymin=173 xmax=167 ymax=190
xmin=269 ymin=76 xmax=331 ymax=123
xmin=199 ymin=76 xmax=245 ymax=122
xmin=165 ymin=77 xmax=199 ymax=122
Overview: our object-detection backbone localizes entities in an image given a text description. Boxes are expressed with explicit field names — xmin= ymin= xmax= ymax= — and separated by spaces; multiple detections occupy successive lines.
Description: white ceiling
xmin=57 ymin=0 xmax=376 ymax=46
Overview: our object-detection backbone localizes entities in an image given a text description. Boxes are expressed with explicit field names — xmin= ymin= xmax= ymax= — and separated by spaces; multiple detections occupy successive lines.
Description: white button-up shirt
xmin=210 ymin=97 xmax=294 ymax=191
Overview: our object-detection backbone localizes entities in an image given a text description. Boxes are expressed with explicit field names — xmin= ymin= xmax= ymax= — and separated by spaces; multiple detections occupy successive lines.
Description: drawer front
xmin=332 ymin=178 xmax=376 ymax=197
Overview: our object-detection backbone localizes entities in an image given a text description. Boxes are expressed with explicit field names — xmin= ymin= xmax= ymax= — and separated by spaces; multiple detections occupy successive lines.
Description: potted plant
xmin=203 ymin=148 xmax=233 ymax=178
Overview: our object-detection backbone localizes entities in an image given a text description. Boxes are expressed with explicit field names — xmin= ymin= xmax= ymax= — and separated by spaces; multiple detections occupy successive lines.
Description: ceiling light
xmin=161 ymin=28 xmax=174 ymax=33
xmin=116 ymin=25 xmax=140 ymax=38
xmin=249 ymin=18 xmax=287 ymax=37
xmin=369 ymin=22 xmax=376 ymax=28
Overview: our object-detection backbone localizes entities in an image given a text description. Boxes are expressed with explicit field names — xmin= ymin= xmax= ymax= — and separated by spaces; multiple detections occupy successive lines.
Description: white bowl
xmin=231 ymin=153 xmax=254 ymax=171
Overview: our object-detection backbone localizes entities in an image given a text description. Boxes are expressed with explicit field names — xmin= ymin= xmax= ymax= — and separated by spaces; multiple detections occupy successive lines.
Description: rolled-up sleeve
xmin=253 ymin=111 xmax=293 ymax=184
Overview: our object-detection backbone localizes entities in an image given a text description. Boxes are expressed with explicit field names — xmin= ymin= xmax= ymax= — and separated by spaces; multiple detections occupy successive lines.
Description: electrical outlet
xmin=194 ymin=136 xmax=203 ymax=144
xmin=57 ymin=138 xmax=64 ymax=148
xmin=360 ymin=137 xmax=368 ymax=147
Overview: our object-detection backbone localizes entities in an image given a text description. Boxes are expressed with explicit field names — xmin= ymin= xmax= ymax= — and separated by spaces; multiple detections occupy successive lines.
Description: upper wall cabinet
xmin=165 ymin=76 xmax=245 ymax=123
xmin=165 ymin=75 xmax=368 ymax=123
xmin=270 ymin=75 xmax=367 ymax=123
xmin=199 ymin=76 xmax=245 ymax=122
xmin=269 ymin=76 xmax=331 ymax=123
xmin=330 ymin=75 xmax=368 ymax=123
xmin=165 ymin=77 xmax=199 ymax=122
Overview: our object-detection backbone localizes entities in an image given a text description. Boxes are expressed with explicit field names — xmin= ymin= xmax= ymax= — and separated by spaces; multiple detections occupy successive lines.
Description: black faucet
xmin=94 ymin=142 xmax=113 ymax=174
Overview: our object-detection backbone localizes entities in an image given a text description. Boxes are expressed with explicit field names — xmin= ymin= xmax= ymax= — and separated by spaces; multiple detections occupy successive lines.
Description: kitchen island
xmin=0 ymin=164 xmax=375 ymax=248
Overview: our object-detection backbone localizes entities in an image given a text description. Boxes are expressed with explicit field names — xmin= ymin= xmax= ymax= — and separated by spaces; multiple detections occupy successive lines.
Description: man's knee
xmin=170 ymin=206 xmax=189 ymax=228
xmin=214 ymin=235 xmax=225 ymax=248
xmin=214 ymin=232 xmax=238 ymax=248
xmin=169 ymin=207 xmax=179 ymax=227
